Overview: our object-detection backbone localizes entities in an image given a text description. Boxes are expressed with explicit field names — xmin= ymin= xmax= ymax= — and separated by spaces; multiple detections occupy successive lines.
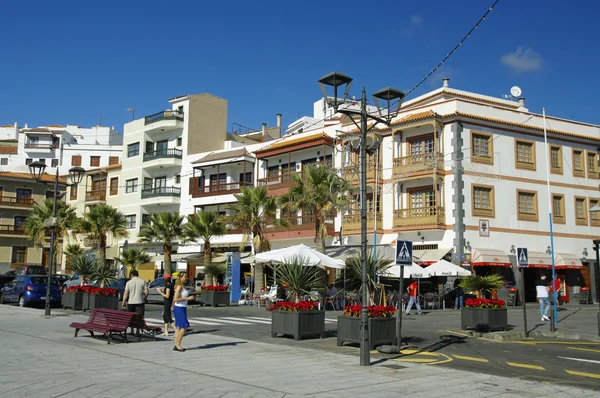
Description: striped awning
xmin=412 ymin=248 xmax=453 ymax=265
xmin=471 ymin=248 xmax=512 ymax=267
xmin=527 ymin=252 xmax=582 ymax=269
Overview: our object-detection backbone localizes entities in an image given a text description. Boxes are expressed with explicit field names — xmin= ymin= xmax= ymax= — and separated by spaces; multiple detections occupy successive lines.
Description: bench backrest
xmin=88 ymin=308 xmax=136 ymax=327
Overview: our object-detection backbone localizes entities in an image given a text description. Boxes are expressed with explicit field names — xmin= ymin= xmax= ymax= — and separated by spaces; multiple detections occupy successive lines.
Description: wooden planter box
xmin=337 ymin=316 xmax=396 ymax=350
xmin=200 ymin=291 xmax=230 ymax=307
xmin=461 ymin=307 xmax=508 ymax=332
xmin=271 ymin=310 xmax=325 ymax=341
xmin=87 ymin=294 xmax=118 ymax=310
xmin=62 ymin=292 xmax=84 ymax=310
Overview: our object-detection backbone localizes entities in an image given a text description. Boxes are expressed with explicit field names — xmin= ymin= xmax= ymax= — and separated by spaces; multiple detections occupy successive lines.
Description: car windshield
xmin=30 ymin=277 xmax=59 ymax=285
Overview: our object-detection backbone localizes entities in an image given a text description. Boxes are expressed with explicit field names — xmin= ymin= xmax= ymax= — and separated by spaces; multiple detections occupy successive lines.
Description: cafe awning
xmin=471 ymin=248 xmax=512 ymax=267
xmin=555 ymin=253 xmax=583 ymax=269
xmin=412 ymin=248 xmax=453 ymax=265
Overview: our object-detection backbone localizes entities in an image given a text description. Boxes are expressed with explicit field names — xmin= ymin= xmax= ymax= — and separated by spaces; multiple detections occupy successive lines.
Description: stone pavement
xmin=0 ymin=305 xmax=597 ymax=398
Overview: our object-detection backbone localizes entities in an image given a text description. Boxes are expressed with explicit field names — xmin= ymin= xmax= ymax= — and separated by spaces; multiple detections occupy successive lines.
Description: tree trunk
xmin=164 ymin=244 xmax=173 ymax=273
xmin=314 ymin=216 xmax=325 ymax=254
xmin=99 ymin=235 xmax=107 ymax=266
xmin=254 ymin=263 xmax=264 ymax=294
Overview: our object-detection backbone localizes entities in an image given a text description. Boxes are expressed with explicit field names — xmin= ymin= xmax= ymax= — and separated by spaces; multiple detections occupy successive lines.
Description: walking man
xmin=405 ymin=280 xmax=423 ymax=315
xmin=535 ymin=275 xmax=550 ymax=321
xmin=122 ymin=269 xmax=149 ymax=316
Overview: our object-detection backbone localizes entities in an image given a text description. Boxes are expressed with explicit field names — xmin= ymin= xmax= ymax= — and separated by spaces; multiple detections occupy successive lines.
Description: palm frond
xmin=337 ymin=250 xmax=392 ymax=300
xmin=276 ymin=255 xmax=322 ymax=302
xmin=68 ymin=255 xmax=98 ymax=282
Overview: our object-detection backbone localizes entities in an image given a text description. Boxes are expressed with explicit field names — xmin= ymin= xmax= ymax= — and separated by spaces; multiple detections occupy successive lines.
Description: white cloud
xmin=411 ymin=15 xmax=422 ymax=27
xmin=500 ymin=46 xmax=543 ymax=73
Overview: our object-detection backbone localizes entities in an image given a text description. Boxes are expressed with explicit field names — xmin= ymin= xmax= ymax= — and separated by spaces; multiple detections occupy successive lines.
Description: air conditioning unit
xmin=295 ymin=163 xmax=302 ymax=172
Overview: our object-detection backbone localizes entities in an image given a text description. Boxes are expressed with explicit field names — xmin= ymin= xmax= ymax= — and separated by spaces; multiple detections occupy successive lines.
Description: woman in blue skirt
xmin=172 ymin=272 xmax=194 ymax=352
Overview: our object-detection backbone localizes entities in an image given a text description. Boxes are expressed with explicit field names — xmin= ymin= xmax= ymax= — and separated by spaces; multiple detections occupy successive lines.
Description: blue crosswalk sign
xmin=517 ymin=248 xmax=528 ymax=267
xmin=396 ymin=240 xmax=413 ymax=266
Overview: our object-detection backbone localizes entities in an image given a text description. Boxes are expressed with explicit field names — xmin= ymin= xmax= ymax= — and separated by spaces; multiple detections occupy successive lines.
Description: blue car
xmin=0 ymin=275 xmax=61 ymax=307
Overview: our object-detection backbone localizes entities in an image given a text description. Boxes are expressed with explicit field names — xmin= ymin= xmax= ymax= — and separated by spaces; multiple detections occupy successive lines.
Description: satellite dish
xmin=510 ymin=86 xmax=522 ymax=98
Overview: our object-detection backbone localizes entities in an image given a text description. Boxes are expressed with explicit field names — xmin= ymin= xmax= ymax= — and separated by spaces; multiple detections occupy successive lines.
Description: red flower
xmin=343 ymin=305 xmax=396 ymax=318
xmin=267 ymin=301 xmax=319 ymax=312
xmin=66 ymin=285 xmax=117 ymax=296
xmin=464 ymin=298 xmax=506 ymax=308
xmin=202 ymin=285 xmax=229 ymax=292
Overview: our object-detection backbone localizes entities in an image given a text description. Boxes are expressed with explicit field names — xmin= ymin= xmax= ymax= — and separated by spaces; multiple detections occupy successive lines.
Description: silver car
xmin=146 ymin=277 xmax=196 ymax=304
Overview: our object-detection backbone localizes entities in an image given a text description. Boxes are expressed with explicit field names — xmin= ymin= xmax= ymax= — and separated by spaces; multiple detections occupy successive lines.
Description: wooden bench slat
xmin=69 ymin=308 xmax=161 ymax=344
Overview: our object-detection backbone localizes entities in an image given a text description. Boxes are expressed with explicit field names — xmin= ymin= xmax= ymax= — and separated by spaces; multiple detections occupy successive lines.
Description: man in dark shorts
xmin=122 ymin=270 xmax=149 ymax=315
xmin=157 ymin=274 xmax=175 ymax=336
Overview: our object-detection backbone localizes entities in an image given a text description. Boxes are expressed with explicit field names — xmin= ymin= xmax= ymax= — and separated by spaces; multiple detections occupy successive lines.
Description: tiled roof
xmin=46 ymin=124 xmax=65 ymax=128
xmin=1 ymin=124 xmax=15 ymax=128
xmin=255 ymin=132 xmax=332 ymax=153
xmin=0 ymin=171 xmax=67 ymax=184
xmin=390 ymin=110 xmax=440 ymax=126
xmin=22 ymin=127 xmax=52 ymax=133
xmin=192 ymin=147 xmax=249 ymax=164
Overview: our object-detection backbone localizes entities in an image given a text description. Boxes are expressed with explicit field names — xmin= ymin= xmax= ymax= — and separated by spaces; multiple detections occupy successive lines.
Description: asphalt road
xmin=140 ymin=303 xmax=600 ymax=391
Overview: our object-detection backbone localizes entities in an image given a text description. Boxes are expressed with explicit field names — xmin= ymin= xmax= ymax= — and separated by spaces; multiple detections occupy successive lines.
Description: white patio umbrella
xmin=427 ymin=259 xmax=471 ymax=277
xmin=381 ymin=262 xmax=431 ymax=278
xmin=255 ymin=244 xmax=345 ymax=269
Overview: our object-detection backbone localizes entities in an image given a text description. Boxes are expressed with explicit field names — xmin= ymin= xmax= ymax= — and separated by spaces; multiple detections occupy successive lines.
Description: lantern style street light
xmin=28 ymin=161 xmax=85 ymax=316
xmin=319 ymin=72 xmax=405 ymax=366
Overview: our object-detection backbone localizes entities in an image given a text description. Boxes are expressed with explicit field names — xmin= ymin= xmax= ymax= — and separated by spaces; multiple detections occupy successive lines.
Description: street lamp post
xmin=28 ymin=161 xmax=85 ymax=316
xmin=591 ymin=238 xmax=600 ymax=337
xmin=319 ymin=72 xmax=405 ymax=366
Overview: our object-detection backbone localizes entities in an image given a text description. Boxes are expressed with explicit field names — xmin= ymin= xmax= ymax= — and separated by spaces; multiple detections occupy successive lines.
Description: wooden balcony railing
xmin=85 ymin=190 xmax=106 ymax=202
xmin=256 ymin=172 xmax=299 ymax=189
xmin=0 ymin=225 xmax=27 ymax=235
xmin=393 ymin=206 xmax=445 ymax=227
xmin=342 ymin=213 xmax=382 ymax=231
xmin=189 ymin=180 xmax=252 ymax=198
xmin=392 ymin=152 xmax=443 ymax=176
xmin=0 ymin=196 xmax=34 ymax=207
xmin=265 ymin=215 xmax=335 ymax=233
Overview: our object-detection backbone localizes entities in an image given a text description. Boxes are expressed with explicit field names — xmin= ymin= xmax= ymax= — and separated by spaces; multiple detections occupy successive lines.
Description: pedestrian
xmin=551 ymin=276 xmax=563 ymax=307
xmin=156 ymin=274 xmax=176 ymax=336
xmin=122 ymin=269 xmax=148 ymax=316
xmin=405 ymin=280 xmax=423 ymax=315
xmin=535 ymin=275 xmax=550 ymax=321
xmin=173 ymin=272 xmax=195 ymax=352
xmin=454 ymin=284 xmax=465 ymax=309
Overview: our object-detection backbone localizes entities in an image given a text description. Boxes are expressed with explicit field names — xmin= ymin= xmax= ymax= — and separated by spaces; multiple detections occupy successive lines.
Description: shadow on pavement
xmin=186 ymin=329 xmax=219 ymax=335
xmin=557 ymin=308 xmax=580 ymax=324
xmin=187 ymin=341 xmax=247 ymax=350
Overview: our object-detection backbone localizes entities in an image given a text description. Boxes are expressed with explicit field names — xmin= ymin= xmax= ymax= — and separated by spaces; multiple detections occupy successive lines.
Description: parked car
xmin=93 ymin=278 xmax=130 ymax=300
xmin=53 ymin=274 xmax=71 ymax=287
xmin=0 ymin=275 xmax=16 ymax=290
xmin=0 ymin=276 xmax=61 ymax=307
xmin=61 ymin=274 xmax=90 ymax=293
xmin=146 ymin=277 xmax=196 ymax=304
xmin=13 ymin=264 xmax=47 ymax=276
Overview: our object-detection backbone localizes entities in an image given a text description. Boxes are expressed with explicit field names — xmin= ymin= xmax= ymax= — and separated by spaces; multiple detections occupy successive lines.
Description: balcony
xmin=142 ymin=186 xmax=181 ymax=199
xmin=393 ymin=152 xmax=444 ymax=177
xmin=190 ymin=181 xmax=252 ymax=198
xmin=0 ymin=196 xmax=34 ymax=209
xmin=142 ymin=148 xmax=183 ymax=169
xmin=393 ymin=206 xmax=445 ymax=227
xmin=24 ymin=143 xmax=56 ymax=152
xmin=342 ymin=213 xmax=382 ymax=233
xmin=0 ymin=225 xmax=27 ymax=236
xmin=266 ymin=215 xmax=335 ymax=233
xmin=257 ymin=172 xmax=299 ymax=191
xmin=144 ymin=110 xmax=184 ymax=133
xmin=85 ymin=190 xmax=107 ymax=202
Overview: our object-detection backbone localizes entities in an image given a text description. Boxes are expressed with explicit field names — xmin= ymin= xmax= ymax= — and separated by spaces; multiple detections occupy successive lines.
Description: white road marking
xmin=219 ymin=317 xmax=271 ymax=324
xmin=325 ymin=318 xmax=337 ymax=323
xmin=189 ymin=317 xmax=250 ymax=325
xmin=558 ymin=356 xmax=600 ymax=365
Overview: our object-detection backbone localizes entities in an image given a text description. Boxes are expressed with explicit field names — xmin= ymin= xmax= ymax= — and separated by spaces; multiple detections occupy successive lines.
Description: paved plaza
xmin=0 ymin=305 xmax=598 ymax=397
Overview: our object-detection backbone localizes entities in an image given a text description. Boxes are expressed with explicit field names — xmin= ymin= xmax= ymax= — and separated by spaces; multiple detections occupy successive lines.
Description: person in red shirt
xmin=551 ymin=276 xmax=563 ymax=306
xmin=405 ymin=280 xmax=423 ymax=315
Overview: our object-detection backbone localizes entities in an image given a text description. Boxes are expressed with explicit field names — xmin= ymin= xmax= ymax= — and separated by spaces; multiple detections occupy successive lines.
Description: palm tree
xmin=68 ymin=255 xmax=98 ymax=285
xmin=119 ymin=248 xmax=151 ymax=275
xmin=226 ymin=187 xmax=284 ymax=293
xmin=183 ymin=211 xmax=227 ymax=271
xmin=339 ymin=250 xmax=392 ymax=304
xmin=93 ymin=261 xmax=117 ymax=288
xmin=204 ymin=262 xmax=226 ymax=286
xmin=459 ymin=274 xmax=504 ymax=299
xmin=64 ymin=243 xmax=84 ymax=273
xmin=279 ymin=164 xmax=345 ymax=253
xmin=276 ymin=255 xmax=322 ymax=302
xmin=77 ymin=204 xmax=128 ymax=266
xmin=138 ymin=212 xmax=184 ymax=274
xmin=24 ymin=199 xmax=79 ymax=269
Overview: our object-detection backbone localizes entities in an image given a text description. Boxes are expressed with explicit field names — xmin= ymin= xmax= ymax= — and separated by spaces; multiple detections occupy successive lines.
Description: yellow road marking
xmin=400 ymin=350 xmax=441 ymax=357
xmin=566 ymin=370 xmax=600 ymax=379
xmin=477 ymin=337 xmax=504 ymax=343
xmin=453 ymin=354 xmax=489 ymax=363
xmin=506 ymin=362 xmax=545 ymax=371
xmin=514 ymin=341 xmax=600 ymax=345
xmin=441 ymin=329 xmax=471 ymax=337
xmin=394 ymin=358 xmax=439 ymax=363
xmin=567 ymin=347 xmax=600 ymax=353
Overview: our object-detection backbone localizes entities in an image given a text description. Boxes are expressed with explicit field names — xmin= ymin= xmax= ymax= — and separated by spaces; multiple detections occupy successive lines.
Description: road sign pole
xmin=397 ymin=265 xmax=404 ymax=348
xmin=395 ymin=240 xmax=412 ymax=349
xmin=517 ymin=248 xmax=529 ymax=338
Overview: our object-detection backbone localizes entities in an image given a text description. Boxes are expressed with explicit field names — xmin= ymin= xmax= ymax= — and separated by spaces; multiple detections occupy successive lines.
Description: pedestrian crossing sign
xmin=395 ymin=240 xmax=413 ymax=266
xmin=517 ymin=248 xmax=528 ymax=267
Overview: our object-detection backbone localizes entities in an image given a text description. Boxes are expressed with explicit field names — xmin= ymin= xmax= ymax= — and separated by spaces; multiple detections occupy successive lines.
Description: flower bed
xmin=337 ymin=305 xmax=397 ymax=349
xmin=202 ymin=285 xmax=228 ymax=292
xmin=269 ymin=301 xmax=324 ymax=340
xmin=462 ymin=299 xmax=508 ymax=332
xmin=66 ymin=286 xmax=118 ymax=311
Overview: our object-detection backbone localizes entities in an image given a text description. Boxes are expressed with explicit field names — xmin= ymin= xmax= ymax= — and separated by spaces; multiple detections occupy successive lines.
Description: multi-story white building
xmin=0 ymin=123 xmax=122 ymax=174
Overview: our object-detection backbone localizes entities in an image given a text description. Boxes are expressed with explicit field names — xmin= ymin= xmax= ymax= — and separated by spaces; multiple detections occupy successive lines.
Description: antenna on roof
xmin=503 ymin=86 xmax=523 ymax=101
xmin=127 ymin=107 xmax=135 ymax=121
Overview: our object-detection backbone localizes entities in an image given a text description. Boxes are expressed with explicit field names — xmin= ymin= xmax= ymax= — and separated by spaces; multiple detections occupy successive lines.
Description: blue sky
xmin=2 ymin=0 xmax=599 ymax=134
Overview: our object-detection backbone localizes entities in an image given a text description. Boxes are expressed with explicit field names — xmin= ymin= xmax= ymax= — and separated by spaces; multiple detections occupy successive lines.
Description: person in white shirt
xmin=122 ymin=270 xmax=149 ymax=315
xmin=535 ymin=275 xmax=550 ymax=321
